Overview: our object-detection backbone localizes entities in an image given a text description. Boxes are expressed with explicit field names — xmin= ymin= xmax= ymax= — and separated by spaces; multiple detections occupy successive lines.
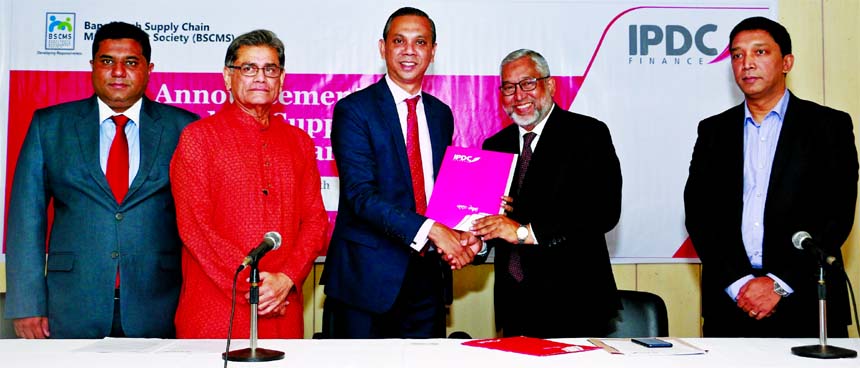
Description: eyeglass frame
xmin=226 ymin=63 xmax=283 ymax=78
xmin=499 ymin=76 xmax=551 ymax=96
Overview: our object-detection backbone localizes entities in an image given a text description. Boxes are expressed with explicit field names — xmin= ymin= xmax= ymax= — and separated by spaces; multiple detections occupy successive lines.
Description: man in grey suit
xmin=4 ymin=22 xmax=198 ymax=338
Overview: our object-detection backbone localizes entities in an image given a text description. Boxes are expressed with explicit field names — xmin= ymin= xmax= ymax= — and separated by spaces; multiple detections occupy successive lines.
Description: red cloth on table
xmin=170 ymin=103 xmax=328 ymax=338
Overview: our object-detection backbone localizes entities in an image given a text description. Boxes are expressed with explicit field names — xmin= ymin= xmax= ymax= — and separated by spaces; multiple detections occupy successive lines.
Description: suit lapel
xmin=127 ymin=98 xmax=163 ymax=201
xmin=375 ymin=79 xmax=411 ymax=181
xmin=767 ymin=93 xmax=799 ymax=195
xmin=722 ymin=103 xmax=746 ymax=204
xmin=75 ymin=96 xmax=116 ymax=202
xmin=519 ymin=106 xmax=563 ymax=194
xmin=422 ymin=93 xmax=446 ymax=177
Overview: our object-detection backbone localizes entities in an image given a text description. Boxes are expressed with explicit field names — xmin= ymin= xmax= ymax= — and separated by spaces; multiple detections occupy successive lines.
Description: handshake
xmin=428 ymin=221 xmax=484 ymax=270
xmin=430 ymin=196 xmax=527 ymax=270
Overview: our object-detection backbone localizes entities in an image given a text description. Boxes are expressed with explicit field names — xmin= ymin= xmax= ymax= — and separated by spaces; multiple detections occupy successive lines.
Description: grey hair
xmin=500 ymin=49 xmax=550 ymax=77
xmin=224 ymin=29 xmax=285 ymax=67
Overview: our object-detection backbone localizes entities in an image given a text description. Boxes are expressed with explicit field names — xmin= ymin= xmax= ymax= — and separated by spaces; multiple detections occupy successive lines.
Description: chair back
xmin=606 ymin=290 xmax=669 ymax=338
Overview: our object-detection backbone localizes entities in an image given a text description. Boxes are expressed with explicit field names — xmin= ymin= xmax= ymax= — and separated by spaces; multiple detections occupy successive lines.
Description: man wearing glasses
xmin=472 ymin=49 xmax=622 ymax=338
xmin=170 ymin=29 xmax=328 ymax=338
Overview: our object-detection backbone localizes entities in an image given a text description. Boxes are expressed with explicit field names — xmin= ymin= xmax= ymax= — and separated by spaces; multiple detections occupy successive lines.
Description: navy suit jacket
xmin=4 ymin=96 xmax=199 ymax=338
xmin=685 ymin=92 xmax=857 ymax=336
xmin=482 ymin=106 xmax=622 ymax=337
xmin=323 ymin=78 xmax=454 ymax=314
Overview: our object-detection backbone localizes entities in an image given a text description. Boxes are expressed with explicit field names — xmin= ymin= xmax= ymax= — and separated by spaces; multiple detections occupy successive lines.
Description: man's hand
xmin=471 ymin=215 xmax=523 ymax=244
xmin=13 ymin=316 xmax=50 ymax=339
xmin=429 ymin=222 xmax=474 ymax=269
xmin=501 ymin=196 xmax=514 ymax=214
xmin=248 ymin=272 xmax=294 ymax=317
xmin=459 ymin=230 xmax=483 ymax=257
xmin=737 ymin=276 xmax=781 ymax=320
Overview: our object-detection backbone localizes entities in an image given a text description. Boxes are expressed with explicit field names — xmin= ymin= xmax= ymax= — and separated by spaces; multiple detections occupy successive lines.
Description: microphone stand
xmin=223 ymin=259 xmax=285 ymax=362
xmin=790 ymin=265 xmax=857 ymax=359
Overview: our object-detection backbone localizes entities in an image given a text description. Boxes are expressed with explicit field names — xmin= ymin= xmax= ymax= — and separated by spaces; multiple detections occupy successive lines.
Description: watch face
xmin=516 ymin=226 xmax=528 ymax=240
xmin=774 ymin=282 xmax=788 ymax=296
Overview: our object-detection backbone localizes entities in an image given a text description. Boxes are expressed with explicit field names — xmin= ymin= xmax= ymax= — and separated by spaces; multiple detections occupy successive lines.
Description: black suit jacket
xmin=482 ymin=105 xmax=622 ymax=338
xmin=684 ymin=92 xmax=858 ymax=337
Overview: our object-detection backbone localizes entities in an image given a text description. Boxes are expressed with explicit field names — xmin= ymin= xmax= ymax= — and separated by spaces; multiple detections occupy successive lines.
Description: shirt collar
xmin=97 ymin=96 xmax=143 ymax=126
xmin=385 ymin=74 xmax=422 ymax=103
xmin=744 ymin=89 xmax=789 ymax=126
xmin=517 ymin=103 xmax=555 ymax=137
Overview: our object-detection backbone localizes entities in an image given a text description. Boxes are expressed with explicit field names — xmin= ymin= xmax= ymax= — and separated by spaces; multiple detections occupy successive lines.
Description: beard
xmin=507 ymin=95 xmax=553 ymax=128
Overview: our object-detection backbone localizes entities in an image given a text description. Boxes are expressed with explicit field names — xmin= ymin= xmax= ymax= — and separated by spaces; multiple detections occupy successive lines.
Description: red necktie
xmin=405 ymin=96 xmax=427 ymax=215
xmin=508 ymin=132 xmax=537 ymax=282
xmin=106 ymin=115 xmax=129 ymax=204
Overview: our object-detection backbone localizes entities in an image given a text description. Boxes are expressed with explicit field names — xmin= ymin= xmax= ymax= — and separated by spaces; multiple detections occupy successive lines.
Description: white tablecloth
xmin=0 ymin=338 xmax=857 ymax=368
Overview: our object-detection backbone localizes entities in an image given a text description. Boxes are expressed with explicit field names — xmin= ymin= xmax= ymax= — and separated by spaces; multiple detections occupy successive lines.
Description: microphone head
xmin=264 ymin=231 xmax=282 ymax=250
xmin=792 ymin=231 xmax=811 ymax=250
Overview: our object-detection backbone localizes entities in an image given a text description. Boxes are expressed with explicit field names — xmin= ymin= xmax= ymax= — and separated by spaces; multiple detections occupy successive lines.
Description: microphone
xmin=791 ymin=231 xmax=841 ymax=268
xmin=240 ymin=231 xmax=282 ymax=268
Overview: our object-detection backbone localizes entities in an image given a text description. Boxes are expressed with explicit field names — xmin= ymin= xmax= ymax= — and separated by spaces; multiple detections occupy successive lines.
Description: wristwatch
xmin=516 ymin=225 xmax=529 ymax=244
xmin=773 ymin=281 xmax=789 ymax=297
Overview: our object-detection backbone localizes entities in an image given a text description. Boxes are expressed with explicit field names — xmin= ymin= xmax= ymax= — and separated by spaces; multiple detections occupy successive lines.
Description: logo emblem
xmin=45 ymin=12 xmax=75 ymax=50
xmin=453 ymin=154 xmax=481 ymax=163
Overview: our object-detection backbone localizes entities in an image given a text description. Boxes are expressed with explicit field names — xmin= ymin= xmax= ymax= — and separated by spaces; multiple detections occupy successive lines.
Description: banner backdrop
xmin=1 ymin=0 xmax=775 ymax=263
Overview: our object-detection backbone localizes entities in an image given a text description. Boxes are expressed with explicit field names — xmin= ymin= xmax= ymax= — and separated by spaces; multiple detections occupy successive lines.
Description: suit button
xmin=111 ymin=251 xmax=119 ymax=259
xmin=115 ymin=213 xmax=124 ymax=221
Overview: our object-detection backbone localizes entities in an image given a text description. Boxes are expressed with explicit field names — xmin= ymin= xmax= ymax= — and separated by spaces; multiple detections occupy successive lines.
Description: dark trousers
xmin=498 ymin=280 xmax=612 ymax=338
xmin=110 ymin=289 xmax=125 ymax=338
xmin=324 ymin=253 xmax=446 ymax=338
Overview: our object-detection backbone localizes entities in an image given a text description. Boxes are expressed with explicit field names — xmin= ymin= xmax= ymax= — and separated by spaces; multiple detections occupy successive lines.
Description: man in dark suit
xmin=472 ymin=49 xmax=622 ymax=338
xmin=684 ymin=17 xmax=857 ymax=337
xmin=322 ymin=7 xmax=479 ymax=338
xmin=4 ymin=22 xmax=198 ymax=338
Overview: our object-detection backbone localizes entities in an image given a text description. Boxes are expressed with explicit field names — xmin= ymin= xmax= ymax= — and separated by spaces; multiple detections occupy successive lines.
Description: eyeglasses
xmin=226 ymin=63 xmax=283 ymax=78
xmin=499 ymin=76 xmax=551 ymax=96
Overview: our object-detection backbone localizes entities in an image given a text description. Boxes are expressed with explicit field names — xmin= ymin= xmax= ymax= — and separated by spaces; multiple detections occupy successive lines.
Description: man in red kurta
xmin=170 ymin=30 xmax=327 ymax=338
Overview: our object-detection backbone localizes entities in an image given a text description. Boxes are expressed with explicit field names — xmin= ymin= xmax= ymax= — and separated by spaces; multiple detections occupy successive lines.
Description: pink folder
xmin=426 ymin=146 xmax=517 ymax=230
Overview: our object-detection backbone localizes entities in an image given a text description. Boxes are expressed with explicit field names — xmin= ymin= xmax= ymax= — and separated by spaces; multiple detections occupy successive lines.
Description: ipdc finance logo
xmin=628 ymin=23 xmax=727 ymax=66
xmin=45 ymin=12 xmax=75 ymax=50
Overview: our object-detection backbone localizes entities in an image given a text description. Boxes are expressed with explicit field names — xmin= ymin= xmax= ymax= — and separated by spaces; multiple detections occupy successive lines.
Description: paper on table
xmin=155 ymin=339 xmax=228 ymax=354
xmin=73 ymin=338 xmax=170 ymax=353
xmin=587 ymin=338 xmax=707 ymax=355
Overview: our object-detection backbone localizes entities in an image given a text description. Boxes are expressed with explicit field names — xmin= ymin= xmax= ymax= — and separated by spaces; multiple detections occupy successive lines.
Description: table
xmin=0 ymin=338 xmax=857 ymax=367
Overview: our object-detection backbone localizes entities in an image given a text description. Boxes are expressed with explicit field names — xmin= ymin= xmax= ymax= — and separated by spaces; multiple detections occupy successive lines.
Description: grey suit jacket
xmin=4 ymin=95 xmax=198 ymax=338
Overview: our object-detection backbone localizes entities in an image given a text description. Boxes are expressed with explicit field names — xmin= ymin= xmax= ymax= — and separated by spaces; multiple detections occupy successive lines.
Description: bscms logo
xmin=45 ymin=12 xmax=76 ymax=50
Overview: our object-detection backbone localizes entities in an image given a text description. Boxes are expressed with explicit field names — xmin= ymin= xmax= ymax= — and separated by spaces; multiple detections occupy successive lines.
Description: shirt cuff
xmin=766 ymin=273 xmax=794 ymax=295
xmin=410 ymin=219 xmax=435 ymax=252
xmin=527 ymin=224 xmax=538 ymax=244
xmin=476 ymin=240 xmax=489 ymax=257
xmin=725 ymin=274 xmax=755 ymax=301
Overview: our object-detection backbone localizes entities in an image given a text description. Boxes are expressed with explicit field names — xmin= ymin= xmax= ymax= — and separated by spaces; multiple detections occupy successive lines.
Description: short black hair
xmin=729 ymin=16 xmax=792 ymax=56
xmin=92 ymin=22 xmax=151 ymax=62
xmin=382 ymin=7 xmax=436 ymax=43
xmin=224 ymin=29 xmax=285 ymax=67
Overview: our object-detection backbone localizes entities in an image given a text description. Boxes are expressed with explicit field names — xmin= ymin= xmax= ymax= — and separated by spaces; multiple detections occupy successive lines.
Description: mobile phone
xmin=631 ymin=338 xmax=673 ymax=348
